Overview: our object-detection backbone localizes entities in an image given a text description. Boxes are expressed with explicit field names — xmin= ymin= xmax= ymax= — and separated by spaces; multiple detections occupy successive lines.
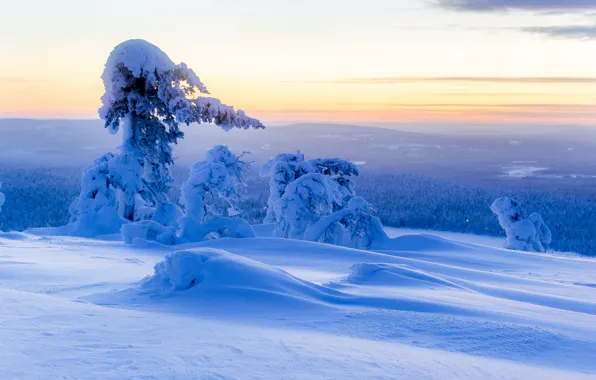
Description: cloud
xmin=333 ymin=103 xmax=596 ymax=114
xmin=436 ymin=0 xmax=596 ymax=12
xmin=316 ymin=77 xmax=596 ymax=84
xmin=255 ymin=103 xmax=595 ymax=124
xmin=521 ymin=25 xmax=596 ymax=39
xmin=388 ymin=103 xmax=596 ymax=110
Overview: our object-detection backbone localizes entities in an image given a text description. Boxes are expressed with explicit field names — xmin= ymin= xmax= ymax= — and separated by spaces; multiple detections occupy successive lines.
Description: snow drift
xmin=346 ymin=263 xmax=468 ymax=290
xmin=137 ymin=248 xmax=344 ymax=309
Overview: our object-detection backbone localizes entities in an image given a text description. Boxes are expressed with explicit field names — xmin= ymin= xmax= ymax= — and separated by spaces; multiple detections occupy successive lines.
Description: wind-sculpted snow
xmin=373 ymin=233 xmax=476 ymax=251
xmin=2 ymin=230 xmax=596 ymax=378
xmin=133 ymin=248 xmax=344 ymax=311
xmin=346 ymin=263 xmax=468 ymax=290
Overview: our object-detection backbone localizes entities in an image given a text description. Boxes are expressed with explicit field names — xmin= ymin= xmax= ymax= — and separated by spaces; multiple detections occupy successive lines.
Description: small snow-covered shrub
xmin=67 ymin=153 xmax=126 ymax=237
xmin=490 ymin=197 xmax=549 ymax=253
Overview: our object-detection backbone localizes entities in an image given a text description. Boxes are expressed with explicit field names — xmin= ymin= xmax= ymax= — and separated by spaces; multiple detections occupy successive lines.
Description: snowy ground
xmin=1 ymin=228 xmax=596 ymax=379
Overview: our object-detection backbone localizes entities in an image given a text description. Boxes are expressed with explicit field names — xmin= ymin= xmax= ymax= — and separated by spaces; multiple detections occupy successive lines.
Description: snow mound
xmin=346 ymin=263 xmax=467 ymax=290
xmin=137 ymin=248 xmax=342 ymax=310
xmin=378 ymin=233 xmax=473 ymax=252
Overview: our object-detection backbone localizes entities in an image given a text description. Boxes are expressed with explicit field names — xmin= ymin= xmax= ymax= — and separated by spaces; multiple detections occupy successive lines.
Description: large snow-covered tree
xmin=68 ymin=40 xmax=263 ymax=237
xmin=98 ymin=39 xmax=264 ymax=222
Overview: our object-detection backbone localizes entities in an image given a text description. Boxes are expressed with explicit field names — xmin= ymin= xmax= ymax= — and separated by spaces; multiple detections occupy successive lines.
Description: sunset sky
xmin=1 ymin=0 xmax=595 ymax=124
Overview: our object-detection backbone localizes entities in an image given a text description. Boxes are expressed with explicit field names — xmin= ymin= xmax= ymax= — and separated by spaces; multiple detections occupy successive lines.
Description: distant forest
xmin=1 ymin=166 xmax=596 ymax=256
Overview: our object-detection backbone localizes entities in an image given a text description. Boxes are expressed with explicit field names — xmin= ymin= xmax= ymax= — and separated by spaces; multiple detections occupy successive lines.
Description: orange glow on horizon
xmin=1 ymin=77 xmax=594 ymax=125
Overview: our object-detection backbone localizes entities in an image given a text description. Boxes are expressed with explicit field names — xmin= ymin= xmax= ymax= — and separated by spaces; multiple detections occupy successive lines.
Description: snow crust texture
xmin=2 ymin=228 xmax=596 ymax=379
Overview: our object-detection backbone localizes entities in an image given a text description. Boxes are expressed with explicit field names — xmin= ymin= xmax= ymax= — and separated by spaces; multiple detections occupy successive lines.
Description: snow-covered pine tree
xmin=261 ymin=153 xmax=359 ymax=223
xmin=309 ymin=158 xmax=359 ymax=208
xmin=67 ymin=153 xmax=126 ymax=237
xmin=274 ymin=173 xmax=342 ymax=240
xmin=260 ymin=151 xmax=312 ymax=224
xmin=98 ymin=39 xmax=264 ymax=222
xmin=490 ymin=197 xmax=525 ymax=231
xmin=490 ymin=197 xmax=545 ymax=253
xmin=178 ymin=145 xmax=251 ymax=241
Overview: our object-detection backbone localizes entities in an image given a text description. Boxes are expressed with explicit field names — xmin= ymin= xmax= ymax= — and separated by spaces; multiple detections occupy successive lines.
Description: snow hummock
xmin=140 ymin=248 xmax=340 ymax=309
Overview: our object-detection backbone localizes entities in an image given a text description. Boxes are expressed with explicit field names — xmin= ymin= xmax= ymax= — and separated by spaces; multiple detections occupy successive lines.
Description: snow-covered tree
xmin=264 ymin=153 xmax=372 ymax=246
xmin=67 ymin=153 xmax=126 ymax=237
xmin=309 ymin=158 xmax=359 ymax=207
xmin=490 ymin=197 xmax=545 ymax=253
xmin=261 ymin=154 xmax=359 ymax=223
xmin=274 ymin=173 xmax=341 ymax=240
xmin=178 ymin=145 xmax=251 ymax=241
xmin=490 ymin=197 xmax=525 ymax=231
xmin=260 ymin=151 xmax=312 ymax=223
xmin=98 ymin=39 xmax=264 ymax=222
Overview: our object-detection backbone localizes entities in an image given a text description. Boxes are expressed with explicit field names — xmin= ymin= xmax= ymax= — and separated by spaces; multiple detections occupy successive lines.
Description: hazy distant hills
xmin=2 ymin=119 xmax=596 ymax=186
